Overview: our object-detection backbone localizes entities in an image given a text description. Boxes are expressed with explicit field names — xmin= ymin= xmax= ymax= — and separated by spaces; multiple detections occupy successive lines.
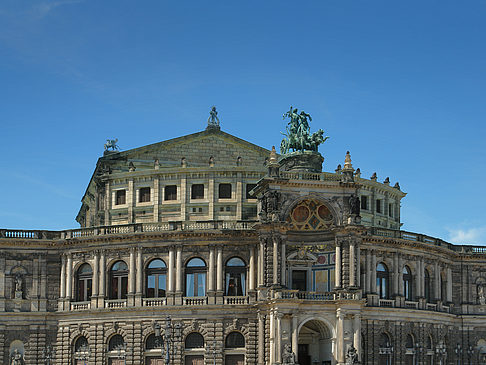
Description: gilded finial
xmin=269 ymin=146 xmax=278 ymax=164
xmin=343 ymin=151 xmax=354 ymax=172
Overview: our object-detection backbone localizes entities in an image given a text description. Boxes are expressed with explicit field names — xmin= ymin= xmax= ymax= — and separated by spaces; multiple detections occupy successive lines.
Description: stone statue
xmin=349 ymin=195 xmax=360 ymax=216
xmin=478 ymin=283 xmax=486 ymax=305
xmin=207 ymin=106 xmax=220 ymax=126
xmin=104 ymin=138 xmax=119 ymax=151
xmin=15 ymin=274 xmax=23 ymax=292
xmin=11 ymin=348 xmax=24 ymax=365
xmin=345 ymin=345 xmax=359 ymax=364
xmin=282 ymin=343 xmax=297 ymax=364
xmin=280 ymin=106 xmax=329 ymax=154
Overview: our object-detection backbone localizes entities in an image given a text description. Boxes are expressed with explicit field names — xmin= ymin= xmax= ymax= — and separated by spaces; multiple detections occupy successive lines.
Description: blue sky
xmin=0 ymin=1 xmax=485 ymax=245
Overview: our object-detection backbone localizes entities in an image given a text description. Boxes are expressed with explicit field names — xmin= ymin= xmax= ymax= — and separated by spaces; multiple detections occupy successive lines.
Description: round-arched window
xmin=186 ymin=258 xmax=206 ymax=297
xmin=225 ymin=332 xmax=245 ymax=348
xmin=185 ymin=333 xmax=204 ymax=349
xmin=377 ymin=263 xmax=389 ymax=299
xmin=225 ymin=257 xmax=246 ymax=296
xmin=76 ymin=263 xmax=93 ymax=302
xmin=108 ymin=335 xmax=125 ymax=351
xmin=146 ymin=259 xmax=167 ymax=298
xmin=403 ymin=266 xmax=412 ymax=300
xmin=110 ymin=261 xmax=128 ymax=300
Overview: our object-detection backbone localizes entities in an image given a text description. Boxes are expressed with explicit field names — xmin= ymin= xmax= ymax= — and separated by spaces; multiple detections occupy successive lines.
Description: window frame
xmin=109 ymin=261 xmax=129 ymax=300
xmin=185 ymin=258 xmax=207 ymax=297
xmin=377 ymin=263 xmax=389 ymax=299
xmin=225 ymin=257 xmax=246 ymax=296
xmin=164 ymin=185 xmax=178 ymax=201
xmin=76 ymin=263 xmax=93 ymax=302
xmin=115 ymin=190 xmax=126 ymax=206
xmin=191 ymin=184 xmax=205 ymax=200
xmin=146 ymin=259 xmax=167 ymax=298
xmin=218 ymin=183 xmax=232 ymax=199
xmin=139 ymin=187 xmax=151 ymax=203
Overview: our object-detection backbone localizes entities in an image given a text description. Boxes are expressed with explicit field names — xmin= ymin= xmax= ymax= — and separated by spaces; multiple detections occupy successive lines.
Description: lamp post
xmin=455 ymin=343 xmax=462 ymax=365
xmin=164 ymin=316 xmax=172 ymax=365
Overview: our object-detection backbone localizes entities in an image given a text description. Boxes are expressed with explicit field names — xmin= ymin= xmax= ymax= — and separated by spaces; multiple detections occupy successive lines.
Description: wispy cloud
xmin=447 ymin=226 xmax=486 ymax=245
xmin=31 ymin=0 xmax=83 ymax=19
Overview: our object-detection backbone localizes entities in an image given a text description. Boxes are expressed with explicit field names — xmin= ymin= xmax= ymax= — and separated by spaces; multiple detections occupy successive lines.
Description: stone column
xmin=92 ymin=251 xmax=99 ymax=308
xmin=128 ymin=178 xmax=134 ymax=223
xmin=105 ymin=180 xmax=111 ymax=225
xmin=136 ymin=247 xmax=143 ymax=306
xmin=208 ymin=246 xmax=215 ymax=292
xmin=371 ymin=252 xmax=377 ymax=294
xmin=434 ymin=262 xmax=440 ymax=301
xmin=273 ymin=236 xmax=279 ymax=285
xmin=292 ymin=315 xmax=299 ymax=358
xmin=175 ymin=245 xmax=183 ymax=305
xmin=365 ymin=250 xmax=371 ymax=293
xmin=281 ymin=240 xmax=286 ymax=287
xmin=416 ymin=257 xmax=421 ymax=299
xmin=180 ymin=174 xmax=187 ymax=221
xmin=168 ymin=246 xmax=175 ymax=294
xmin=353 ymin=314 xmax=361 ymax=360
xmin=335 ymin=242 xmax=342 ymax=289
xmin=259 ymin=238 xmax=265 ymax=286
xmin=66 ymin=254 xmax=72 ymax=300
xmin=394 ymin=253 xmax=400 ymax=296
xmin=356 ymin=245 xmax=361 ymax=288
xmin=208 ymin=173 xmax=214 ymax=220
xmin=99 ymin=251 xmax=105 ymax=307
xmin=60 ymin=255 xmax=66 ymax=299
xmin=249 ymin=246 xmax=255 ymax=291
xmin=269 ymin=311 xmax=275 ymax=365
xmin=336 ymin=309 xmax=345 ymax=364
xmin=236 ymin=172 xmax=242 ymax=220
xmin=216 ymin=246 xmax=223 ymax=289
xmin=447 ymin=267 xmax=452 ymax=303
xmin=258 ymin=312 xmax=265 ymax=365
xmin=129 ymin=248 xmax=136 ymax=294
xmin=350 ymin=241 xmax=356 ymax=287
xmin=398 ymin=255 xmax=404 ymax=296
xmin=276 ymin=312 xmax=283 ymax=363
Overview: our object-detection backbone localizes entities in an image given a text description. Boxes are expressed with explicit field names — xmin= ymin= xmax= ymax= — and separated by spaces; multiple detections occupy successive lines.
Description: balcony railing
xmin=379 ymin=299 xmax=395 ymax=308
xmin=142 ymin=298 xmax=167 ymax=307
xmin=404 ymin=301 xmax=419 ymax=309
xmin=71 ymin=301 xmax=90 ymax=311
xmin=277 ymin=290 xmax=359 ymax=301
xmin=223 ymin=296 xmax=249 ymax=305
xmin=183 ymin=297 xmax=208 ymax=306
xmin=105 ymin=299 xmax=127 ymax=308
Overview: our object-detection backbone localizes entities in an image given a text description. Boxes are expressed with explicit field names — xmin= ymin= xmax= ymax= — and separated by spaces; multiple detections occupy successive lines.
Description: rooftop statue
xmin=280 ymin=106 xmax=329 ymax=154
xmin=104 ymin=138 xmax=119 ymax=152
xmin=207 ymin=106 xmax=220 ymax=127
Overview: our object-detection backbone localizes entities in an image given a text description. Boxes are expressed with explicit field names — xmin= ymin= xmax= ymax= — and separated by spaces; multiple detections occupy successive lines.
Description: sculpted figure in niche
xmin=478 ymin=283 xmax=486 ymax=305
xmin=349 ymin=195 xmax=360 ymax=216
xmin=345 ymin=345 xmax=359 ymax=364
xmin=282 ymin=343 xmax=297 ymax=365
xmin=11 ymin=349 xmax=24 ymax=365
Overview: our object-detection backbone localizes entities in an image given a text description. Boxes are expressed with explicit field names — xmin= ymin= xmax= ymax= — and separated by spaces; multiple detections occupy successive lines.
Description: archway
xmin=298 ymin=319 xmax=333 ymax=365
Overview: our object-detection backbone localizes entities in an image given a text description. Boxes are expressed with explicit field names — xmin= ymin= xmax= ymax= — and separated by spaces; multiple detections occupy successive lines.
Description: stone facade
xmin=1 ymin=124 xmax=485 ymax=364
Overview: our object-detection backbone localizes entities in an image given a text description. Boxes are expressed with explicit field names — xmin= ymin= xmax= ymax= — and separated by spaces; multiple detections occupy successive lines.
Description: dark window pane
xmin=225 ymin=332 xmax=245 ymax=348
xmin=376 ymin=199 xmax=382 ymax=213
xmin=121 ymin=277 xmax=128 ymax=299
xmin=116 ymin=190 xmax=126 ymax=205
xmin=246 ymin=184 xmax=256 ymax=199
xmin=164 ymin=185 xmax=177 ymax=201
xmin=219 ymin=184 xmax=232 ymax=199
xmin=139 ymin=187 xmax=151 ymax=203
xmin=191 ymin=184 xmax=204 ymax=199
xmin=292 ymin=270 xmax=307 ymax=291
xmin=108 ymin=335 xmax=125 ymax=351
xmin=185 ymin=333 xmax=204 ymax=349
xmin=361 ymin=196 xmax=368 ymax=210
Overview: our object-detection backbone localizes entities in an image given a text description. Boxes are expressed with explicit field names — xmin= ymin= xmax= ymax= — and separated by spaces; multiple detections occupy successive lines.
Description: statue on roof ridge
xmin=207 ymin=106 xmax=220 ymax=127
xmin=280 ymin=106 xmax=328 ymax=154
xmin=104 ymin=138 xmax=119 ymax=152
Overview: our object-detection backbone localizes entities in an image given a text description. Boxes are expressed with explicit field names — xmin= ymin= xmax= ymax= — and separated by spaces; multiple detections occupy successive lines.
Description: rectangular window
xmin=361 ymin=196 xmax=368 ymax=210
xmin=376 ymin=199 xmax=382 ymax=213
xmin=139 ymin=187 xmax=151 ymax=203
xmin=115 ymin=190 xmax=126 ymax=205
xmin=164 ymin=185 xmax=177 ymax=201
xmin=388 ymin=203 xmax=394 ymax=217
xmin=219 ymin=183 xmax=232 ymax=199
xmin=246 ymin=184 xmax=257 ymax=199
xmin=291 ymin=270 xmax=307 ymax=291
xmin=191 ymin=184 xmax=204 ymax=199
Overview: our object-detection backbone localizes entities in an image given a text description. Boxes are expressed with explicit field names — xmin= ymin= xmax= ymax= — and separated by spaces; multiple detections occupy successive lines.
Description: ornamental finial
xmin=207 ymin=106 xmax=220 ymax=130
xmin=343 ymin=151 xmax=354 ymax=172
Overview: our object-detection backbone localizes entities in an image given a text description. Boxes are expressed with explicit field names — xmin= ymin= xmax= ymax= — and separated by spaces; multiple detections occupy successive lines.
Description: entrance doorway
xmin=298 ymin=319 xmax=333 ymax=365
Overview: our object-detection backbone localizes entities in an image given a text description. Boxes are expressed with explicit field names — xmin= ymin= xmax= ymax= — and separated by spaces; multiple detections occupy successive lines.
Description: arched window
xmin=405 ymin=334 xmax=414 ymax=365
xmin=145 ymin=334 xmax=163 ymax=365
xmin=377 ymin=263 xmax=389 ymax=299
xmin=185 ymin=333 xmax=204 ymax=349
xmin=185 ymin=258 xmax=206 ymax=297
xmin=76 ymin=263 xmax=93 ymax=302
xmin=108 ymin=335 xmax=125 ymax=351
xmin=146 ymin=259 xmax=167 ymax=298
xmin=424 ymin=269 xmax=431 ymax=303
xmin=109 ymin=261 xmax=128 ymax=300
xmin=225 ymin=257 xmax=246 ymax=296
xmin=225 ymin=332 xmax=245 ymax=348
xmin=426 ymin=336 xmax=434 ymax=365
xmin=378 ymin=333 xmax=392 ymax=365
xmin=145 ymin=334 xmax=159 ymax=350
xmin=73 ymin=336 xmax=90 ymax=364
xmin=403 ymin=266 xmax=412 ymax=300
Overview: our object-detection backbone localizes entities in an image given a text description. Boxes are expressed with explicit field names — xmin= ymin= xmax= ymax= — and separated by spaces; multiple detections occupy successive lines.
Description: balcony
xmin=223 ymin=296 xmax=249 ymax=305
xmin=71 ymin=301 xmax=90 ymax=311
xmin=183 ymin=297 xmax=208 ymax=306
xmin=105 ymin=299 xmax=127 ymax=309
xmin=142 ymin=298 xmax=167 ymax=307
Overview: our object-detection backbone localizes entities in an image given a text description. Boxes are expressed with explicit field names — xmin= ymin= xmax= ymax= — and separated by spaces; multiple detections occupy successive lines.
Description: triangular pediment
xmin=102 ymin=128 xmax=271 ymax=170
